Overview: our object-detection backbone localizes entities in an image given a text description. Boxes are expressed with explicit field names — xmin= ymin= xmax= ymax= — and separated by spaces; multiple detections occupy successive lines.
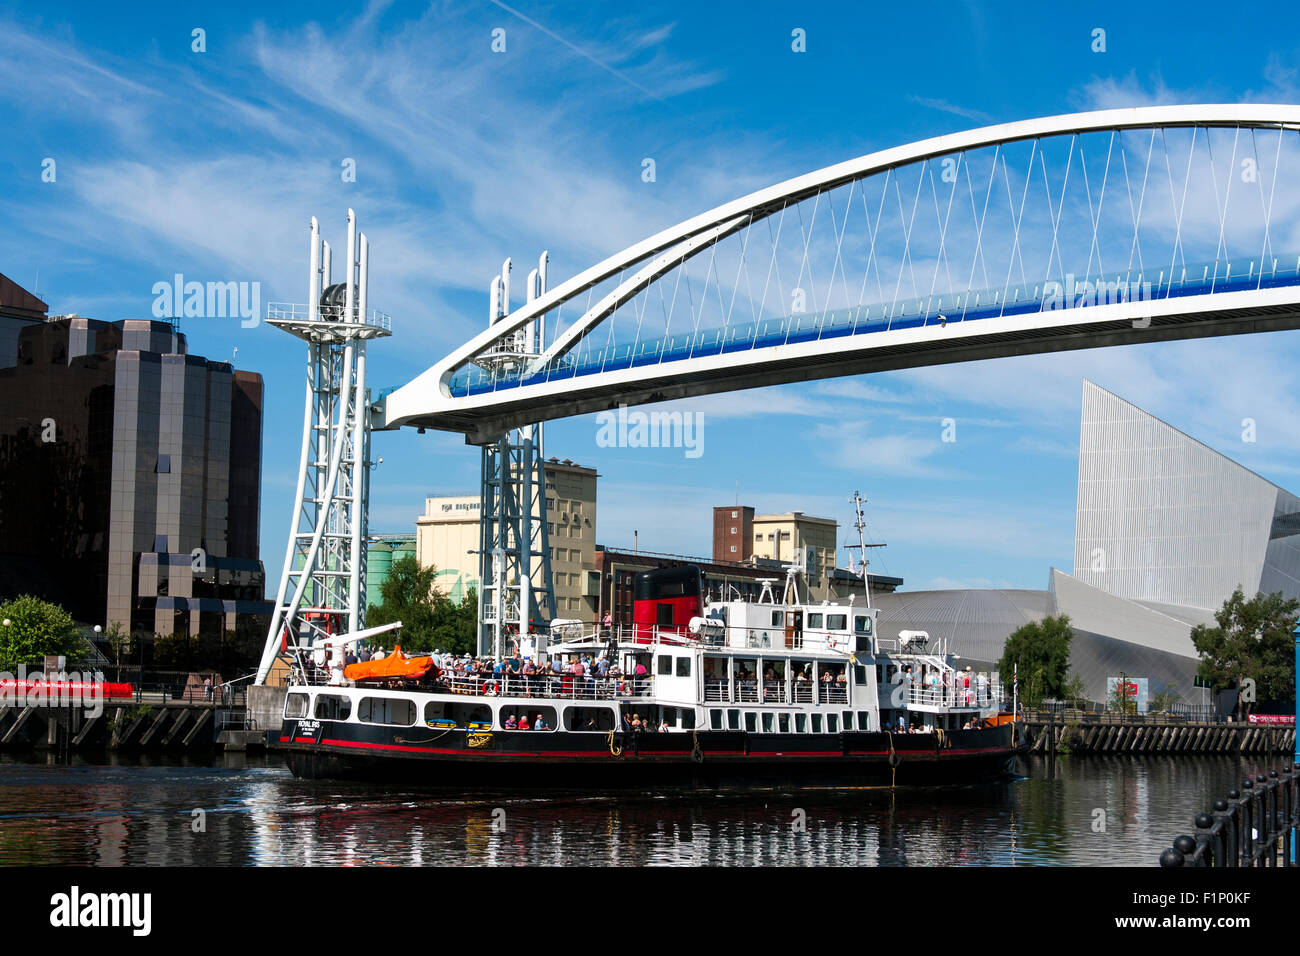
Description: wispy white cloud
xmin=906 ymin=95 xmax=994 ymax=124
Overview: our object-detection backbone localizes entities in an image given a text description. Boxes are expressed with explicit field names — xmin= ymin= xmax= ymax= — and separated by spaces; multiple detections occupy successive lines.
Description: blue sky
xmin=5 ymin=1 xmax=1300 ymax=596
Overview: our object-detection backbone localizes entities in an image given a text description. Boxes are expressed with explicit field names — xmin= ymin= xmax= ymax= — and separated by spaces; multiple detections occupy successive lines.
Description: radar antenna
xmin=846 ymin=490 xmax=886 ymax=608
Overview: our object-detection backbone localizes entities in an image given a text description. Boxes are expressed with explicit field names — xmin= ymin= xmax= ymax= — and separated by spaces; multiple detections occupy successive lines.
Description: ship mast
xmin=846 ymin=490 xmax=886 ymax=608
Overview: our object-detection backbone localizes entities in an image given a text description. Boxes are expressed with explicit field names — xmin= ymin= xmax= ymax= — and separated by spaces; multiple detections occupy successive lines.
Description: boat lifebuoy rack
xmin=827 ymin=637 xmax=839 ymax=650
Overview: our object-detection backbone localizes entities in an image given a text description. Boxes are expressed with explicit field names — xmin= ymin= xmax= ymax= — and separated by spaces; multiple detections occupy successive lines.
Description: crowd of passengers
xmin=895 ymin=663 xmax=995 ymax=707
xmin=426 ymin=648 xmax=647 ymax=698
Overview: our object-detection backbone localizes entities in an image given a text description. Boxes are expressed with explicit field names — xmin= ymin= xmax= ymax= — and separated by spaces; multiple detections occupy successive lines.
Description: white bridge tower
xmin=255 ymin=210 xmax=392 ymax=684
xmin=477 ymin=252 xmax=556 ymax=658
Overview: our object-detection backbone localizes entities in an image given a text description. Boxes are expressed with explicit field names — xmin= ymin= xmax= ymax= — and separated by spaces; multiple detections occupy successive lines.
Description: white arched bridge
xmin=377 ymin=104 xmax=1300 ymax=443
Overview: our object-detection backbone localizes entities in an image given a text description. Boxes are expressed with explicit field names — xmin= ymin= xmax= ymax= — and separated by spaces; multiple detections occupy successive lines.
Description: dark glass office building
xmin=0 ymin=283 xmax=270 ymax=643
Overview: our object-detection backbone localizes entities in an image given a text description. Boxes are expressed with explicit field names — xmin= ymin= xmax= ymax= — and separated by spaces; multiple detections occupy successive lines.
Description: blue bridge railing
xmin=449 ymin=253 xmax=1300 ymax=398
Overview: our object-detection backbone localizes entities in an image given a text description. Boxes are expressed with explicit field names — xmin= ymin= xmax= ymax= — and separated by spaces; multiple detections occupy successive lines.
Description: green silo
xmin=367 ymin=541 xmax=394 ymax=610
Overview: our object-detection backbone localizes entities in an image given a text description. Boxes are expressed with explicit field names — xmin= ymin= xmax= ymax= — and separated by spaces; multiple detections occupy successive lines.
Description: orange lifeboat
xmin=344 ymin=646 xmax=438 ymax=683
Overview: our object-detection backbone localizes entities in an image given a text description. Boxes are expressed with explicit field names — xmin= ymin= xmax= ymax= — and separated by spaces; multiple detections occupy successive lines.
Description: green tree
xmin=366 ymin=554 xmax=442 ymax=650
xmin=999 ymin=614 xmax=1073 ymax=709
xmin=102 ymin=621 xmax=130 ymax=664
xmin=1149 ymin=681 xmax=1181 ymax=713
xmin=0 ymin=594 xmax=85 ymax=671
xmin=1061 ymin=672 xmax=1089 ymax=709
xmin=1191 ymin=587 xmax=1298 ymax=718
xmin=431 ymin=585 xmax=478 ymax=656
xmin=1108 ymin=672 xmax=1138 ymax=714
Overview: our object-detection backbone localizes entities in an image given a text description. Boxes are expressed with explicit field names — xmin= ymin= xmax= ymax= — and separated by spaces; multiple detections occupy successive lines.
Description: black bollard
xmin=1160 ymin=847 xmax=1184 ymax=867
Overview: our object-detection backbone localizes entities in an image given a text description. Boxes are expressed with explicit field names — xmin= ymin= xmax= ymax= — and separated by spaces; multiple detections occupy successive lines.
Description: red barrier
xmin=0 ymin=680 xmax=134 ymax=700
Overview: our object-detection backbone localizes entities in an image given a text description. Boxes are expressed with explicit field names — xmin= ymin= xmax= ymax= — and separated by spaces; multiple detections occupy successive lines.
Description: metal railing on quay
xmin=1160 ymin=764 xmax=1300 ymax=867
xmin=111 ymin=669 xmax=249 ymax=706
xmin=1027 ymin=705 xmax=1232 ymax=724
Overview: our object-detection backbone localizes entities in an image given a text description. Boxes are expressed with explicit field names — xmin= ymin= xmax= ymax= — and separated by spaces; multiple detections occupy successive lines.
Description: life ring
xmin=484 ymin=680 xmax=499 ymax=697
xmin=828 ymin=637 xmax=838 ymax=650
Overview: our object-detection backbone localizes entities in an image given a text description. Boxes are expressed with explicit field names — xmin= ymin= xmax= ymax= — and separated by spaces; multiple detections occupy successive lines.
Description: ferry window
xmin=858 ymin=712 xmax=871 ymax=731
xmin=827 ymin=714 xmax=839 ymax=733
xmin=842 ymin=710 xmax=854 ymax=730
xmin=358 ymin=697 xmax=415 ymax=726
xmin=854 ymin=614 xmax=873 ymax=634
xmin=744 ymin=712 xmax=757 ymax=733
xmin=428 ymin=702 xmax=491 ymax=728
xmin=762 ymin=713 xmax=774 ymax=733
xmin=675 ymin=657 xmax=691 ymax=677
xmin=795 ymin=713 xmax=807 ymax=733
xmin=854 ymin=665 xmax=868 ymax=686
xmin=827 ymin=614 xmax=847 ymax=631
xmin=778 ymin=713 xmax=791 ymax=733
xmin=285 ymin=693 xmax=309 ymax=718
xmin=807 ymin=613 xmax=823 ymax=629
xmin=710 ymin=709 xmax=723 ymax=730
xmin=314 ymin=694 xmax=352 ymax=721
xmin=503 ymin=706 xmax=558 ymax=730
xmin=728 ymin=709 xmax=740 ymax=730
xmin=855 ymin=634 xmax=871 ymax=653
xmin=657 ymin=655 xmax=673 ymax=676
xmin=811 ymin=713 xmax=823 ymax=733
xmin=563 ymin=707 xmax=610 ymax=731
xmin=770 ymin=610 xmax=782 ymax=627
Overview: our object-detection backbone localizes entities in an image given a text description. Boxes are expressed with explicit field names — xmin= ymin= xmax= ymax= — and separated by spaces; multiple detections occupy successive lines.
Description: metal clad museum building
xmin=872 ymin=380 xmax=1300 ymax=706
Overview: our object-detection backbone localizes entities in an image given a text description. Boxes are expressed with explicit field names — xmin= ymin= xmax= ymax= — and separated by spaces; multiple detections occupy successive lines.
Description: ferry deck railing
xmin=289 ymin=666 xmax=655 ymax=701
xmin=900 ymin=683 xmax=1002 ymax=709
xmin=703 ymin=677 xmax=848 ymax=705
xmin=437 ymin=673 xmax=654 ymax=700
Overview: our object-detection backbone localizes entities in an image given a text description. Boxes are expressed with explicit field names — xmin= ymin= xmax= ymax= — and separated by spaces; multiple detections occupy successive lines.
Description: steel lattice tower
xmin=255 ymin=210 xmax=391 ymax=684
xmin=477 ymin=253 xmax=556 ymax=658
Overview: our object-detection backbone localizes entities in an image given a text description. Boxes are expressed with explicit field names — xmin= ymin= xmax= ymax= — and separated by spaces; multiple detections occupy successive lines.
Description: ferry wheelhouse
xmin=277 ymin=566 xmax=1020 ymax=787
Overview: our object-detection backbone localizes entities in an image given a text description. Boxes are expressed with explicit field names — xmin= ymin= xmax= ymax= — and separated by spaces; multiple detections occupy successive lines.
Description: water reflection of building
xmin=0 ymin=289 xmax=269 ymax=641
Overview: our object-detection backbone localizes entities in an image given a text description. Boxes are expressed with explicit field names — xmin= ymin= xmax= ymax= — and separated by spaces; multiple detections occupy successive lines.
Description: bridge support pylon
xmin=477 ymin=253 xmax=556 ymax=659
xmin=255 ymin=210 xmax=392 ymax=685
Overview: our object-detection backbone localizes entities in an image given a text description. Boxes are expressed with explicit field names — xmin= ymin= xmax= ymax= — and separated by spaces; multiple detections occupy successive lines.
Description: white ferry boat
xmin=277 ymin=563 xmax=1020 ymax=788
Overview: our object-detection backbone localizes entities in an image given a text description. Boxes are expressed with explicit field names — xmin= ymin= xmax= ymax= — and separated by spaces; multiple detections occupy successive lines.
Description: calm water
xmin=0 ymin=752 xmax=1278 ymax=866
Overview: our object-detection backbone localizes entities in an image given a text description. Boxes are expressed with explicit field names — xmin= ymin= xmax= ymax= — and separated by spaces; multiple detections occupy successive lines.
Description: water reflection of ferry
xmin=277 ymin=554 xmax=1020 ymax=787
